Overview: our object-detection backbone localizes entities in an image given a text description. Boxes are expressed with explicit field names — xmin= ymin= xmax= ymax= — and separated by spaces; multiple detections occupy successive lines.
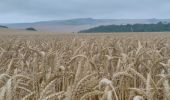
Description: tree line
xmin=79 ymin=22 xmax=170 ymax=33
xmin=0 ymin=25 xmax=8 ymax=28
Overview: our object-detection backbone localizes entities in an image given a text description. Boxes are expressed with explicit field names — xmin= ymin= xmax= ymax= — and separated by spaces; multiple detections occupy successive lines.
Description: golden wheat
xmin=0 ymin=31 xmax=169 ymax=100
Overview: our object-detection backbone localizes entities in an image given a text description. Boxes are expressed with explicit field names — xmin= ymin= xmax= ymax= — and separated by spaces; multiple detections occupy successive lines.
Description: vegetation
xmin=26 ymin=27 xmax=37 ymax=31
xmin=0 ymin=25 xmax=8 ymax=28
xmin=79 ymin=22 xmax=170 ymax=33
xmin=0 ymin=32 xmax=170 ymax=100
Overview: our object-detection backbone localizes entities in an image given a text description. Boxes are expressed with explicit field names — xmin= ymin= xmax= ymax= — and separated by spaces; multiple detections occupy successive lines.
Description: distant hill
xmin=79 ymin=22 xmax=170 ymax=33
xmin=3 ymin=18 xmax=170 ymax=32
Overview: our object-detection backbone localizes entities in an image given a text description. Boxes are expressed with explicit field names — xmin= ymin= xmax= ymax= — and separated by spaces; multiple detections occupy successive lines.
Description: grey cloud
xmin=0 ymin=0 xmax=170 ymax=23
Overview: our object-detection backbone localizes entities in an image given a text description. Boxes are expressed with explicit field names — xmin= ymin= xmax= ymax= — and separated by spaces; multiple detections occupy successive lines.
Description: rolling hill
xmin=3 ymin=18 xmax=170 ymax=32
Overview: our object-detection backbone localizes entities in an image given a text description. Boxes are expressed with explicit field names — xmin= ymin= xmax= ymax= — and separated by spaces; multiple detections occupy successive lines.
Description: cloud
xmin=0 ymin=0 xmax=170 ymax=23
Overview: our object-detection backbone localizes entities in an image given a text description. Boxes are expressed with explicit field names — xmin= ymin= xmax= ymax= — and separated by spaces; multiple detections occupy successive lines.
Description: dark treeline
xmin=0 ymin=25 xmax=8 ymax=28
xmin=79 ymin=22 xmax=170 ymax=33
xmin=25 ymin=27 xmax=37 ymax=31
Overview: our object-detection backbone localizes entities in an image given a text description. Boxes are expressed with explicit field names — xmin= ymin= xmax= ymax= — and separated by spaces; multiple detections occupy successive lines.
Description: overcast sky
xmin=0 ymin=0 xmax=170 ymax=23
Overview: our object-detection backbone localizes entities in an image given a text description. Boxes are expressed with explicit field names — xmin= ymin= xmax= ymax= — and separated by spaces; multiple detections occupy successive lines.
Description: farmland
xmin=0 ymin=29 xmax=170 ymax=100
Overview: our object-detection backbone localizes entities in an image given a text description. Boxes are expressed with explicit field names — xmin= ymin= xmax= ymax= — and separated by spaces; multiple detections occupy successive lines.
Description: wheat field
xmin=0 ymin=30 xmax=170 ymax=100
